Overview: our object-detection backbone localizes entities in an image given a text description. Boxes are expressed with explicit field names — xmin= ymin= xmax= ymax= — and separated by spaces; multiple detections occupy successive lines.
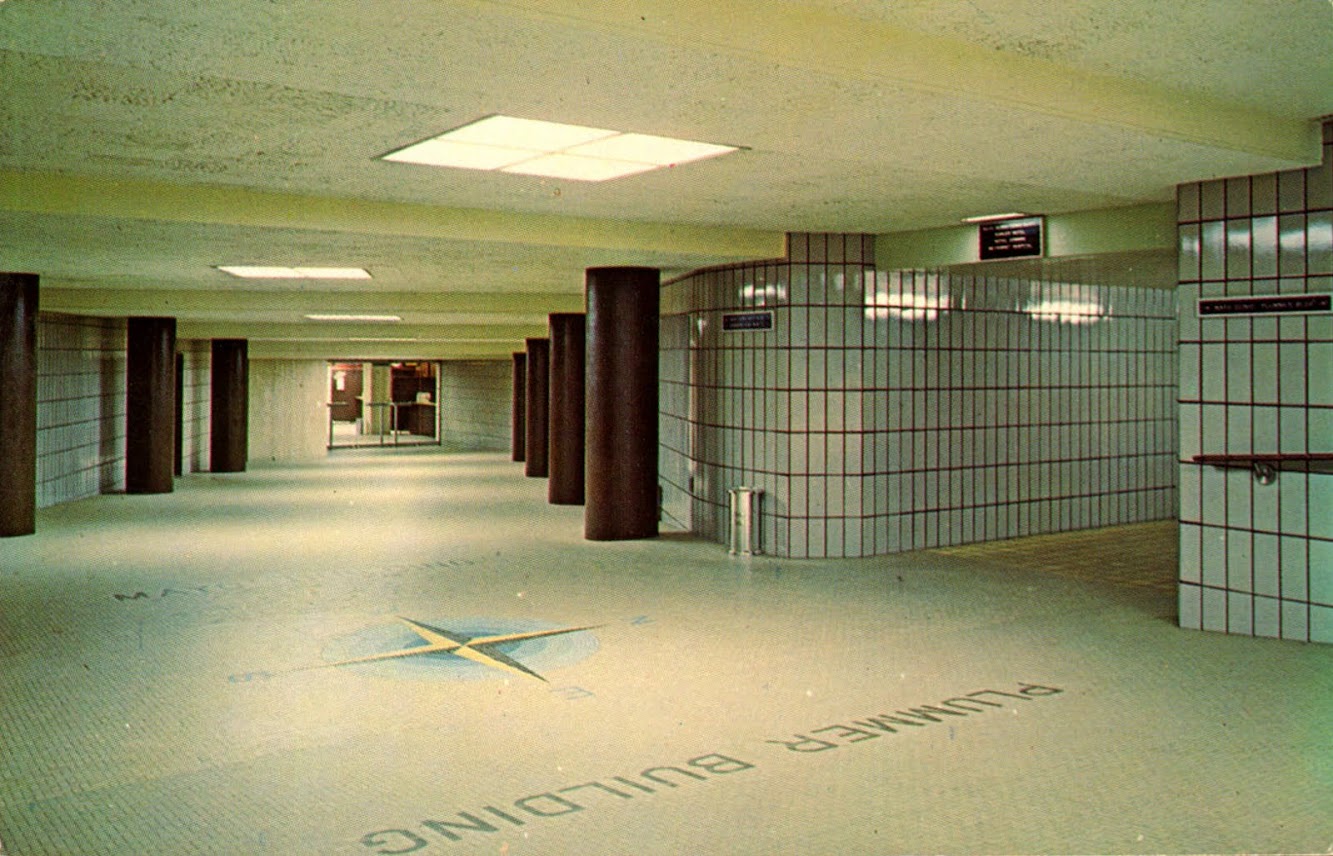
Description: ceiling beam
xmin=40 ymin=287 xmax=586 ymax=316
xmin=175 ymin=321 xmax=546 ymax=340
xmin=0 ymin=169 xmax=786 ymax=259
xmin=249 ymin=341 xmax=524 ymax=361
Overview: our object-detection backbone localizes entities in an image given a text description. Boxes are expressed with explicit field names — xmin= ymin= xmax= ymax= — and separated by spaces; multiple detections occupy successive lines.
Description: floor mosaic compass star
xmin=312 ymin=616 xmax=602 ymax=682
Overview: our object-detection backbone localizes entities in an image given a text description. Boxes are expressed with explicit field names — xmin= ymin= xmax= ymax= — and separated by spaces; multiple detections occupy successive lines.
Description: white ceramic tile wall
xmin=439 ymin=360 xmax=510 ymax=451
xmin=877 ymin=271 xmax=1177 ymax=554
xmin=1177 ymin=120 xmax=1333 ymax=644
xmin=179 ymin=340 xmax=211 ymax=474
xmin=35 ymin=321 xmax=218 ymax=506
xmin=661 ymin=234 xmax=1177 ymax=559
xmin=659 ymin=235 xmax=880 ymax=557
xmin=659 ymin=315 xmax=693 ymax=530
xmin=34 ymin=313 xmax=128 ymax=508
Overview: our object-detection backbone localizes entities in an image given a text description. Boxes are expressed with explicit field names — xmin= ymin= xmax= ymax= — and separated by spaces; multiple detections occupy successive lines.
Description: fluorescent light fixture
xmin=304 ymin=314 xmax=402 ymax=322
xmin=962 ymin=212 xmax=1029 ymax=223
xmin=219 ymin=266 xmax=372 ymax=280
xmin=382 ymin=115 xmax=738 ymax=181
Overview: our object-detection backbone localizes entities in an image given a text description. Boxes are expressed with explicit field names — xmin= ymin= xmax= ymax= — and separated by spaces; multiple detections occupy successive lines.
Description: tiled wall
xmin=35 ymin=313 xmax=127 ymax=508
xmin=661 ymin=235 xmax=882 ymax=556
xmin=34 ymin=320 xmax=223 ymax=507
xmin=876 ymin=271 xmax=1177 ymax=553
xmin=178 ymin=340 xmax=211 ymax=474
xmin=439 ymin=360 xmax=511 ymax=452
xmin=1176 ymin=120 xmax=1333 ymax=643
xmin=662 ymin=233 xmax=1177 ymax=558
xmin=659 ymin=315 xmax=693 ymax=531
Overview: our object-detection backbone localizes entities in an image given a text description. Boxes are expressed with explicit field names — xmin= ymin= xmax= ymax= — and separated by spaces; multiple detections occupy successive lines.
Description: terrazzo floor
xmin=1 ymin=449 xmax=1329 ymax=855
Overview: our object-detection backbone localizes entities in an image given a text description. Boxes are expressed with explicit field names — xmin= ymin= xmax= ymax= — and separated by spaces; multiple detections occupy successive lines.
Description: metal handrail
xmin=327 ymin=399 xmax=440 ymax=450
xmin=1192 ymin=453 xmax=1333 ymax=464
xmin=1191 ymin=453 xmax=1333 ymax=484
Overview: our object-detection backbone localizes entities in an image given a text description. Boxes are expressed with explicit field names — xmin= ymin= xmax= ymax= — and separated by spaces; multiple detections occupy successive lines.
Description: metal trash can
xmin=728 ymin=486 xmax=763 ymax=556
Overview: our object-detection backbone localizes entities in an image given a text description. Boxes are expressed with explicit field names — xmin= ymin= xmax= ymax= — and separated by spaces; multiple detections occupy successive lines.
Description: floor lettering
xmin=357 ymin=682 xmax=1065 ymax=851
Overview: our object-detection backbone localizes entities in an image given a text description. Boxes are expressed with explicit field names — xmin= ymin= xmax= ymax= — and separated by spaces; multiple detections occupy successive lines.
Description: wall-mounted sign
xmin=1198 ymin=293 xmax=1331 ymax=317
xmin=722 ymin=311 xmax=774 ymax=332
xmin=979 ymin=216 xmax=1044 ymax=261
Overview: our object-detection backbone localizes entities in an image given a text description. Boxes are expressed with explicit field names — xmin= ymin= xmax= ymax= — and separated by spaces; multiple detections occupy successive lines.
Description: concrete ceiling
xmin=2 ymin=0 xmax=1330 ymax=359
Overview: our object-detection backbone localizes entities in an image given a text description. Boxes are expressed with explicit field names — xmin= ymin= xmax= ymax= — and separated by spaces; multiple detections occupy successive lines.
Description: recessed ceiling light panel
xmin=383 ymin=139 xmax=535 ymax=170
xmin=566 ymin=133 xmax=736 ymax=166
xmin=445 ymin=115 xmax=617 ymax=150
xmin=500 ymin=154 xmax=657 ymax=182
xmin=218 ymin=265 xmax=304 ymax=279
xmin=293 ymin=267 xmax=373 ymax=280
xmin=218 ymin=266 xmax=372 ymax=280
xmin=382 ymin=115 xmax=739 ymax=181
xmin=304 ymin=314 xmax=402 ymax=322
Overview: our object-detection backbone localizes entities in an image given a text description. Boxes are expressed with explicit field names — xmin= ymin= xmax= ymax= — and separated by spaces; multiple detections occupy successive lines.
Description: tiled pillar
xmin=585 ymin=266 xmax=659 ymax=540
xmin=1176 ymin=118 xmax=1333 ymax=643
xmin=210 ymin=339 xmax=249 ymax=473
xmin=126 ymin=316 xmax=177 ymax=494
xmin=524 ymin=337 xmax=550 ymax=478
xmin=0 ymin=273 xmax=38 ymax=537
xmin=511 ymin=352 xmax=527 ymax=462
xmin=548 ymin=313 xmax=586 ymax=505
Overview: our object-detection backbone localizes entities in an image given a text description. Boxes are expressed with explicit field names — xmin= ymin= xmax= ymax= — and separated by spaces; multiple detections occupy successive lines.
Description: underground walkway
xmin=0 ymin=449 xmax=1328 ymax=855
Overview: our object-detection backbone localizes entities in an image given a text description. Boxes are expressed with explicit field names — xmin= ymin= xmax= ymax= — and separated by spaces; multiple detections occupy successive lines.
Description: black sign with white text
xmin=979 ymin=216 xmax=1044 ymax=261
xmin=722 ymin=312 xmax=774 ymax=332
xmin=1198 ymin=293 xmax=1331 ymax=317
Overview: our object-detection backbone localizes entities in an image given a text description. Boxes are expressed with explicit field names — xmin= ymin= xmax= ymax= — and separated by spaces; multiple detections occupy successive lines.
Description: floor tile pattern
xmin=1 ymin=451 xmax=1328 ymax=855
xmin=935 ymin=520 xmax=1179 ymax=592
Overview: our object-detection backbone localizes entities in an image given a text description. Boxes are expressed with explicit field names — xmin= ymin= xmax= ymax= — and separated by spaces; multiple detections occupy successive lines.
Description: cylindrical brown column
xmin=523 ymin=338 xmax=550 ymax=478
xmin=174 ymin=353 xmax=185 ymax=476
xmin=548 ymin=313 xmax=586 ymax=505
xmin=126 ymin=317 xmax=177 ymax=494
xmin=0 ymin=273 xmax=39 ymax=537
xmin=511 ymin=352 xmax=527 ymax=462
xmin=585 ymin=267 xmax=659 ymax=540
xmin=210 ymin=338 xmax=249 ymax=473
